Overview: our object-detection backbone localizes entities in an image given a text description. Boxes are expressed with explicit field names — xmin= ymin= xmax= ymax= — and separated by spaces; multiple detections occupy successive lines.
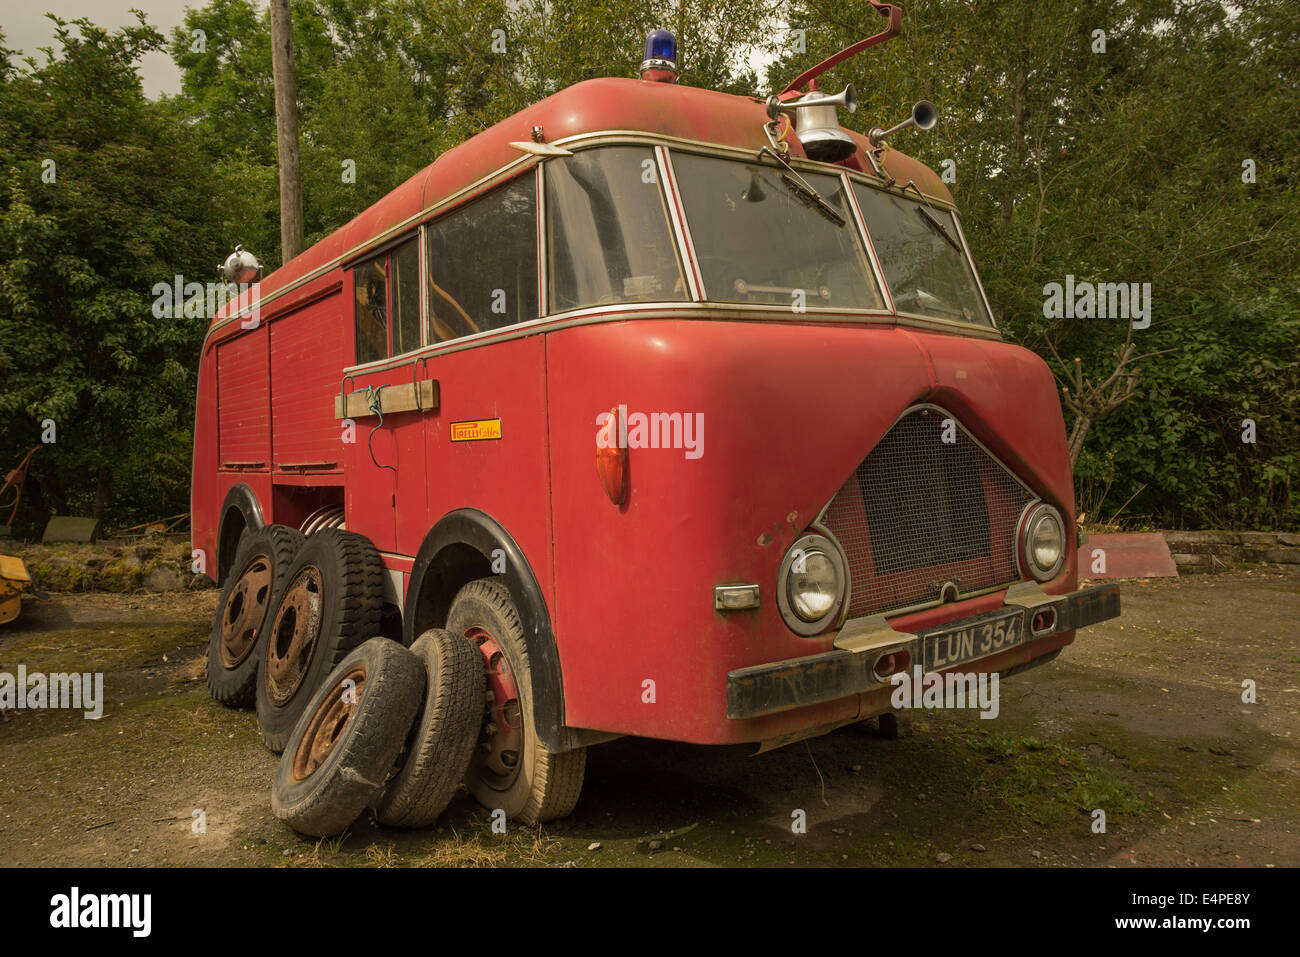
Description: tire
xmin=371 ymin=629 xmax=484 ymax=828
xmin=272 ymin=638 xmax=425 ymax=837
xmin=256 ymin=528 xmax=384 ymax=752
xmin=206 ymin=525 xmax=303 ymax=707
xmin=446 ymin=578 xmax=585 ymax=825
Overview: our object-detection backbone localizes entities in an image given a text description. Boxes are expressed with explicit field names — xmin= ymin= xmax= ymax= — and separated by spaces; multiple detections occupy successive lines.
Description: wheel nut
xmin=484 ymin=722 xmax=498 ymax=737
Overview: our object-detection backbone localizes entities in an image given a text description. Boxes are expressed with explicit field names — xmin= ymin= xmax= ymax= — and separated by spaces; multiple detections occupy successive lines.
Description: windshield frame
xmin=653 ymin=139 xmax=998 ymax=335
xmin=664 ymin=147 xmax=891 ymax=315
xmin=339 ymin=134 xmax=1003 ymax=375
xmin=845 ymin=176 xmax=997 ymax=330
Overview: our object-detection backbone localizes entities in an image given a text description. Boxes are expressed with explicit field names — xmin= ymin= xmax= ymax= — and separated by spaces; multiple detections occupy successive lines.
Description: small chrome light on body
xmin=1019 ymin=502 xmax=1066 ymax=582
xmin=715 ymin=584 xmax=760 ymax=612
xmin=777 ymin=532 xmax=849 ymax=636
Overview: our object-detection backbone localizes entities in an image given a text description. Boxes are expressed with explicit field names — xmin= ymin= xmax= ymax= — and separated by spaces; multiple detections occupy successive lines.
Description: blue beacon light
xmin=640 ymin=29 xmax=679 ymax=81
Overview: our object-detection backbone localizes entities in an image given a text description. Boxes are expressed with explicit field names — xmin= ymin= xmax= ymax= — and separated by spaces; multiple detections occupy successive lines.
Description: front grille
xmin=821 ymin=407 xmax=1035 ymax=619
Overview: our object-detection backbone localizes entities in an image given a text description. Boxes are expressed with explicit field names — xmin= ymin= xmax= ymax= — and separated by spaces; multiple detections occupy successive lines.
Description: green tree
xmin=769 ymin=0 xmax=1299 ymax=529
xmin=0 ymin=15 xmax=226 ymax=531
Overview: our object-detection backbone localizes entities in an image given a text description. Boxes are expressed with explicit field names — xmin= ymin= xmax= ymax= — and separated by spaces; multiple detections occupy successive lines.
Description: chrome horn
xmin=764 ymin=84 xmax=858 ymax=122
xmin=868 ymin=99 xmax=938 ymax=147
xmin=764 ymin=84 xmax=859 ymax=163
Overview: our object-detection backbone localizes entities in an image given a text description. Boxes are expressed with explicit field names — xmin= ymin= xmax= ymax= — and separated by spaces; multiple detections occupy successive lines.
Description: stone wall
xmin=3 ymin=538 xmax=214 ymax=592
xmin=1162 ymin=530 xmax=1300 ymax=574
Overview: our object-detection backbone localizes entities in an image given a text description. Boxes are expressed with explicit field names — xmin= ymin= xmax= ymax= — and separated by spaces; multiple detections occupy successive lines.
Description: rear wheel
xmin=256 ymin=529 xmax=384 ymax=752
xmin=207 ymin=525 xmax=303 ymax=707
xmin=446 ymin=578 xmax=584 ymax=825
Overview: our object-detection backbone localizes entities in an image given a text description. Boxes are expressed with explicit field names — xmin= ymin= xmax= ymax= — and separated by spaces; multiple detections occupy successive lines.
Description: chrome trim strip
xmin=840 ymin=170 xmax=894 ymax=314
xmin=548 ymin=131 xmax=956 ymax=206
xmin=201 ymin=134 xmax=988 ymax=357
xmin=951 ymin=211 xmax=999 ymax=331
xmin=536 ymin=163 xmax=548 ymax=318
xmin=339 ymin=304 xmax=1002 ymax=376
xmin=201 ymin=160 xmax=542 ymax=348
xmin=656 ymin=145 xmax=703 ymax=302
xmin=419 ymin=222 xmax=429 ymax=349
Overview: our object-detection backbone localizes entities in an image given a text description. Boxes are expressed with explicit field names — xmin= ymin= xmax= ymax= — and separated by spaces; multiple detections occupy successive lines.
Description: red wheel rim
xmin=466 ymin=626 xmax=524 ymax=792
xmin=292 ymin=665 xmax=366 ymax=781
xmin=265 ymin=565 xmax=324 ymax=706
xmin=219 ymin=551 xmax=274 ymax=669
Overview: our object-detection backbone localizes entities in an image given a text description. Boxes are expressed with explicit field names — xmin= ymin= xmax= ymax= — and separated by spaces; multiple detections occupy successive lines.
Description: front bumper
xmin=726 ymin=583 xmax=1120 ymax=720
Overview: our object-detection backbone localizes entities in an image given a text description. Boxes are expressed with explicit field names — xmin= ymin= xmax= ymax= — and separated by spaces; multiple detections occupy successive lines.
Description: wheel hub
xmin=291 ymin=665 xmax=366 ymax=781
xmin=219 ymin=552 xmax=274 ymax=669
xmin=466 ymin=626 xmax=524 ymax=791
xmin=265 ymin=565 xmax=324 ymax=705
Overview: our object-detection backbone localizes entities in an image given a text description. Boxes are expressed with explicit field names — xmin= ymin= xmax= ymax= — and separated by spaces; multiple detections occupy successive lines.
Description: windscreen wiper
xmin=915 ymin=205 xmax=962 ymax=254
xmin=756 ymin=146 xmax=846 ymax=226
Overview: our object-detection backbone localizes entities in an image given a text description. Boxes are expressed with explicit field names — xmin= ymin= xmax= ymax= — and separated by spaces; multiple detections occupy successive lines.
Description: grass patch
xmin=0 ymin=622 xmax=206 ymax=674
xmin=961 ymin=728 xmax=1146 ymax=826
xmin=281 ymin=821 xmax=562 ymax=868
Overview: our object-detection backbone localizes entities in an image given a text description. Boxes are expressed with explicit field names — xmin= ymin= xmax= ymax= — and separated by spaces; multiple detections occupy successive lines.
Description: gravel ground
xmin=0 ymin=567 xmax=1296 ymax=867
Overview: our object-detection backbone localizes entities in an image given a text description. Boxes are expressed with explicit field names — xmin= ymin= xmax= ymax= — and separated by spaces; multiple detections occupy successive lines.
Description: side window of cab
xmin=425 ymin=173 xmax=538 ymax=343
xmin=352 ymin=234 xmax=420 ymax=365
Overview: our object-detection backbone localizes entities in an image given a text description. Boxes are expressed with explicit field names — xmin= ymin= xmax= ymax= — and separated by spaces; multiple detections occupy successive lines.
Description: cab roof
xmin=222 ymin=76 xmax=951 ymax=323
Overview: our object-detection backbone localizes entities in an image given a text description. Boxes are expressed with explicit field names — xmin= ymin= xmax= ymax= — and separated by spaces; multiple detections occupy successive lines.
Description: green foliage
xmin=1 ymin=1 xmax=1294 ymax=532
xmin=165 ymin=0 xmax=773 ymax=269
xmin=770 ymin=0 xmax=1299 ymax=529
xmin=0 ymin=14 xmax=225 ymax=532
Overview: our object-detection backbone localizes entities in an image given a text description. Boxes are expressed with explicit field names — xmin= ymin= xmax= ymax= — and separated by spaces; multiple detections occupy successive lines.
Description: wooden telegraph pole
xmin=270 ymin=0 xmax=304 ymax=262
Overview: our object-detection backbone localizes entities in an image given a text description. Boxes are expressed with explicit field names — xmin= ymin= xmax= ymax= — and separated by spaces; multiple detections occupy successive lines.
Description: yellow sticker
xmin=449 ymin=418 xmax=502 ymax=442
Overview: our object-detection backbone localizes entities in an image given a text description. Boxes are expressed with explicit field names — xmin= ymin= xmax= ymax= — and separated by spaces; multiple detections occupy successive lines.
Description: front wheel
xmin=446 ymin=578 xmax=584 ymax=825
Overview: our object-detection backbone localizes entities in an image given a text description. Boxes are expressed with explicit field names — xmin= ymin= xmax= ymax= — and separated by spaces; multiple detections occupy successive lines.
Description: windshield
xmin=672 ymin=152 xmax=884 ymax=310
xmin=851 ymin=184 xmax=992 ymax=326
xmin=546 ymin=146 xmax=688 ymax=312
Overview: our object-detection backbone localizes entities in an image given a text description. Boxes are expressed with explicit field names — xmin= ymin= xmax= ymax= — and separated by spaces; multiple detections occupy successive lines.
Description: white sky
xmin=2 ymin=0 xmax=198 ymax=98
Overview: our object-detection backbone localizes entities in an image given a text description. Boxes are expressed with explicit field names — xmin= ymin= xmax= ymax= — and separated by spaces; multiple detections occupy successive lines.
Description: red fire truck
xmin=194 ymin=10 xmax=1120 ymax=826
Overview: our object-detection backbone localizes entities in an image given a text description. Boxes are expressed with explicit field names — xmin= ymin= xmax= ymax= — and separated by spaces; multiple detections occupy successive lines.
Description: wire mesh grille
xmin=822 ymin=407 xmax=1034 ymax=619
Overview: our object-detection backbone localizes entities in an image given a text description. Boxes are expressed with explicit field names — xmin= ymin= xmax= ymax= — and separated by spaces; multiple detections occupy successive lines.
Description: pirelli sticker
xmin=449 ymin=418 xmax=502 ymax=442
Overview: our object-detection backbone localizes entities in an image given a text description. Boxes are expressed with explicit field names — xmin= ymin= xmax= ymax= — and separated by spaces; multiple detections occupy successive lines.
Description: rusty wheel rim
xmin=265 ymin=565 xmax=325 ymax=706
xmin=219 ymin=552 xmax=274 ymax=669
xmin=467 ymin=626 xmax=524 ymax=792
xmin=291 ymin=665 xmax=366 ymax=781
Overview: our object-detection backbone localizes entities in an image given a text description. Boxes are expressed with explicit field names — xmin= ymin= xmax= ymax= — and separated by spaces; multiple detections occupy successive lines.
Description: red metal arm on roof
xmin=779 ymin=1 xmax=903 ymax=95
xmin=1 ymin=447 xmax=39 ymax=528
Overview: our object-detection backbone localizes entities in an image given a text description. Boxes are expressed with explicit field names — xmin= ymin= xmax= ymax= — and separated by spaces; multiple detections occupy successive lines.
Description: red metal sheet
xmin=216 ymin=327 xmax=270 ymax=466
xmin=1078 ymin=533 xmax=1178 ymax=579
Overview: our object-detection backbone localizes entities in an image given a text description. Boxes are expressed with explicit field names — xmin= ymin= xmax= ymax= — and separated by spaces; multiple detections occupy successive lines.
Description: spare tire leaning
xmin=207 ymin=525 xmax=304 ymax=707
xmin=371 ymin=628 xmax=485 ymax=828
xmin=256 ymin=528 xmax=384 ymax=752
xmin=272 ymin=637 xmax=425 ymax=838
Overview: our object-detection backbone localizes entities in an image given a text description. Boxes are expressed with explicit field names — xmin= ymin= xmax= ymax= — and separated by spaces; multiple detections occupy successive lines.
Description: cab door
xmin=342 ymin=237 xmax=431 ymax=554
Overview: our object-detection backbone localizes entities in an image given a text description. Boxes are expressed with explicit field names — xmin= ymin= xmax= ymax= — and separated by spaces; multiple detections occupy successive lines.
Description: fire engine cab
xmin=193 ymin=7 xmax=1120 ymax=828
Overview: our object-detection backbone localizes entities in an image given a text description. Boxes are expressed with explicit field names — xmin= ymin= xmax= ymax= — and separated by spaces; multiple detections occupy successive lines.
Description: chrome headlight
xmin=777 ymin=533 xmax=848 ymax=636
xmin=1020 ymin=503 xmax=1066 ymax=581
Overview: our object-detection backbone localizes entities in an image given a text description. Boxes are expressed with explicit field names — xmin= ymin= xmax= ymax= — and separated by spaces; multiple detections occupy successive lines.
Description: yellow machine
xmin=0 ymin=554 xmax=32 ymax=625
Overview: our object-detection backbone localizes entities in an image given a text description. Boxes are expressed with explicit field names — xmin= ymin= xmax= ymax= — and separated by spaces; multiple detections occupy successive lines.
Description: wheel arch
xmin=217 ymin=483 xmax=265 ymax=584
xmin=404 ymin=508 xmax=571 ymax=753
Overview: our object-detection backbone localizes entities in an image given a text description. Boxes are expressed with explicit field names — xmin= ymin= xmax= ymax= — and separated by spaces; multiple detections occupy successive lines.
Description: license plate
xmin=924 ymin=608 xmax=1025 ymax=671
